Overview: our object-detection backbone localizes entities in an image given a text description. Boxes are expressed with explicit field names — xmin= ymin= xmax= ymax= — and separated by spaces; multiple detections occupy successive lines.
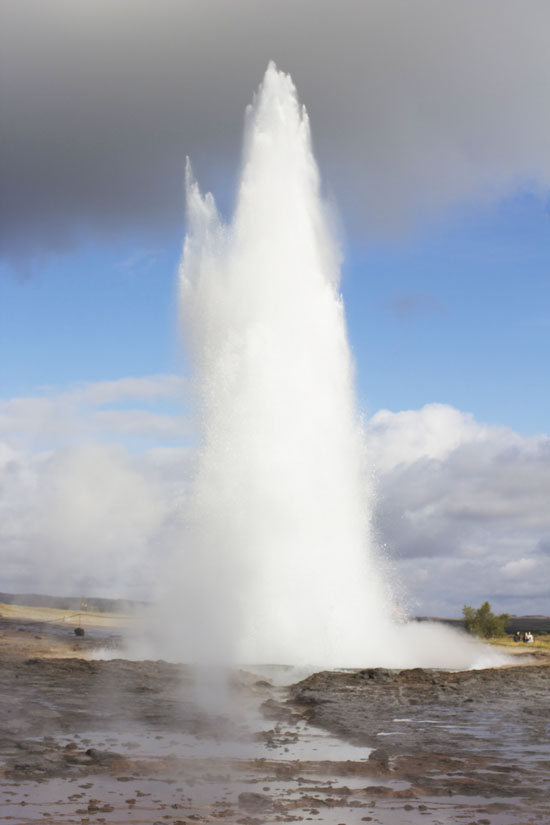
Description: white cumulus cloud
xmin=368 ymin=404 xmax=550 ymax=616
xmin=0 ymin=375 xmax=189 ymax=450
xmin=0 ymin=383 xmax=548 ymax=616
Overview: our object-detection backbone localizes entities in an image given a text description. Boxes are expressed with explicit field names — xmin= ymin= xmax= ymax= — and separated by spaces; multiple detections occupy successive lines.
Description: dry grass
xmin=490 ymin=635 xmax=550 ymax=653
xmin=0 ymin=601 xmax=134 ymax=628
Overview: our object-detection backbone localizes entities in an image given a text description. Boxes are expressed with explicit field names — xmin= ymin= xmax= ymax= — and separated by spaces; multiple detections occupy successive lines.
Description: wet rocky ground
xmin=0 ymin=615 xmax=549 ymax=824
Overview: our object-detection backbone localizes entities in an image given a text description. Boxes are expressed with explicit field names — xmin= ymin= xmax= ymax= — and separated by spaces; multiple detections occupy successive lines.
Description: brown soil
xmin=0 ymin=612 xmax=549 ymax=824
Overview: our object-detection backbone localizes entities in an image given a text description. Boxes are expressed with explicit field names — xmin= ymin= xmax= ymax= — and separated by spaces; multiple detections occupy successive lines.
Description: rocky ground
xmin=0 ymin=611 xmax=549 ymax=824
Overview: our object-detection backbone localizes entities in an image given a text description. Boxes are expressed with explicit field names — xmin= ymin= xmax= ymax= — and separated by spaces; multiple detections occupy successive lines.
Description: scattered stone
xmin=238 ymin=791 xmax=272 ymax=811
xmin=368 ymin=749 xmax=389 ymax=770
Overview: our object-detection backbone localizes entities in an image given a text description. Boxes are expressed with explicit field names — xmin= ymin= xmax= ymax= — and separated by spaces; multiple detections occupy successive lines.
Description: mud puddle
xmin=49 ymin=721 xmax=373 ymax=764
xmin=3 ymin=774 xmax=546 ymax=824
xmin=1 ymin=616 xmax=549 ymax=823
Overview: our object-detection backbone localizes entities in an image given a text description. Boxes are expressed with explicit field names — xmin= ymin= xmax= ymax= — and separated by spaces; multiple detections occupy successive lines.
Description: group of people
xmin=513 ymin=630 xmax=534 ymax=643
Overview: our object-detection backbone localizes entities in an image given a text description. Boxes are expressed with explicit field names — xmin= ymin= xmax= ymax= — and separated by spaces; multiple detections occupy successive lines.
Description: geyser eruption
xmin=171 ymin=63 xmax=502 ymax=670
xmin=179 ymin=63 xmax=392 ymax=665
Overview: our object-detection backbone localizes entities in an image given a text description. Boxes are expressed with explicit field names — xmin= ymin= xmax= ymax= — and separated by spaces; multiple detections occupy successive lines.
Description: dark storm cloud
xmin=2 ymin=0 xmax=550 ymax=270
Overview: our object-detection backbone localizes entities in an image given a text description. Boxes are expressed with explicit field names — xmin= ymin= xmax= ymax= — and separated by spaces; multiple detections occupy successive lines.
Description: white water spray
xmin=168 ymin=63 xmax=506 ymax=670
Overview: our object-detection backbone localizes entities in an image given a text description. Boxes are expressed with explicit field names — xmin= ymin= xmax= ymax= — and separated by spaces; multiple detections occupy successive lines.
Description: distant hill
xmin=1 ymin=593 xmax=548 ymax=631
xmin=0 ymin=592 xmax=148 ymax=614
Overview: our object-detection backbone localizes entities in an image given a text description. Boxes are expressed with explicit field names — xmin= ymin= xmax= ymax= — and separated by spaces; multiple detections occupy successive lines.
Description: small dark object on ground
xmin=74 ymin=627 xmax=85 ymax=637
xmin=238 ymin=792 xmax=272 ymax=811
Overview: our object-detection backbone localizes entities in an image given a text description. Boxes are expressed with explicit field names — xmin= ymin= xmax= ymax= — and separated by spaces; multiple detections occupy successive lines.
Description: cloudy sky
xmin=1 ymin=0 xmax=549 ymax=617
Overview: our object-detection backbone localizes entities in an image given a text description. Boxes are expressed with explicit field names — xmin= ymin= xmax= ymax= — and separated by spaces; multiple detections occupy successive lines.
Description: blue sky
xmin=3 ymin=192 xmax=548 ymax=436
xmin=2 ymin=243 xmax=181 ymax=398
xmin=345 ymin=193 xmax=550 ymax=434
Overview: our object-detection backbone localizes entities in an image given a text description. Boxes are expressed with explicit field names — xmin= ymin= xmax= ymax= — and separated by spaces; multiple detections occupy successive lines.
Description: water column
xmin=178 ymin=62 xmax=394 ymax=666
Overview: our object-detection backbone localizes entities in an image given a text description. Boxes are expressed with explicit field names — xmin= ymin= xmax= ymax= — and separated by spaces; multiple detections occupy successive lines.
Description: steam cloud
xmin=128 ymin=64 xmax=524 ymax=669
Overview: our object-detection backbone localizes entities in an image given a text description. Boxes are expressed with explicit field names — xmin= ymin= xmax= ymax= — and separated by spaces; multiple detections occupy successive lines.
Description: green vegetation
xmin=462 ymin=601 xmax=510 ymax=639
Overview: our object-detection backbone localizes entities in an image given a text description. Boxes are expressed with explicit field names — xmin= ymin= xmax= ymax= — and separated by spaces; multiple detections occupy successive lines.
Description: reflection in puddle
xmin=1 ymin=774 xmax=540 ymax=825
xmin=53 ymin=717 xmax=373 ymax=763
xmin=2 ymin=654 xmax=548 ymax=824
